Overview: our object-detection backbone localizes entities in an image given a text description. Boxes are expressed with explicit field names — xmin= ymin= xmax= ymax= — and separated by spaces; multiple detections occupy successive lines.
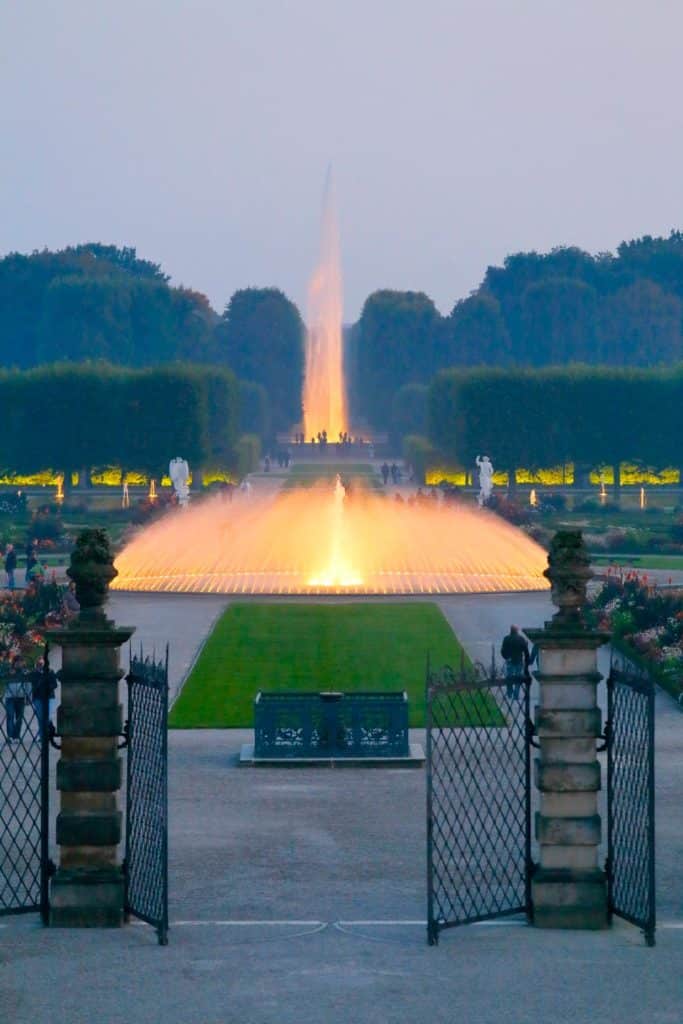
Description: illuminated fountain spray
xmin=112 ymin=176 xmax=549 ymax=597
xmin=302 ymin=168 xmax=347 ymax=439
xmin=309 ymin=475 xmax=361 ymax=588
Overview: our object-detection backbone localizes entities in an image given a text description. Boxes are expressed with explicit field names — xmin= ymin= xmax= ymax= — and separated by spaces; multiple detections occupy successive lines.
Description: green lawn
xmin=284 ymin=463 xmax=381 ymax=490
xmin=591 ymin=554 xmax=683 ymax=570
xmin=169 ymin=602 xmax=496 ymax=728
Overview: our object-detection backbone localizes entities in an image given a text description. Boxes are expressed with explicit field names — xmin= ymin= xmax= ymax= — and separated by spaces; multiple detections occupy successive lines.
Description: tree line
xmin=0 ymin=246 xmax=303 ymax=434
xmin=3 ymin=233 xmax=683 ymax=440
xmin=352 ymin=232 xmax=683 ymax=432
xmin=429 ymin=365 xmax=677 ymax=485
xmin=0 ymin=363 xmax=238 ymax=485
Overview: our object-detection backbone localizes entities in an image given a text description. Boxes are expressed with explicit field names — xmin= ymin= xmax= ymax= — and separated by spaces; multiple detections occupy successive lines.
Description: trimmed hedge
xmin=0 ymin=362 xmax=238 ymax=482
xmin=430 ymin=365 xmax=677 ymax=481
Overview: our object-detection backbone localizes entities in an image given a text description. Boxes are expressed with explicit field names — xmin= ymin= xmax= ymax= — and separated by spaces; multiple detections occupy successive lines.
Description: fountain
xmin=302 ymin=168 xmax=347 ymax=439
xmin=308 ymin=475 xmax=362 ymax=588
xmin=111 ymin=180 xmax=549 ymax=596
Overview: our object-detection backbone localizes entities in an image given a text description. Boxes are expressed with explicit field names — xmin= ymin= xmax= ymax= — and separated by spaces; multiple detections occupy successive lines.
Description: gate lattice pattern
xmin=125 ymin=648 xmax=169 ymax=945
xmin=426 ymin=663 xmax=532 ymax=944
xmin=0 ymin=672 xmax=49 ymax=919
xmin=607 ymin=665 xmax=655 ymax=946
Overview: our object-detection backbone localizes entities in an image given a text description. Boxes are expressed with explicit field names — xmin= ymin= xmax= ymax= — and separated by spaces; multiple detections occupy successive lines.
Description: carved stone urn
xmin=66 ymin=528 xmax=118 ymax=618
xmin=544 ymin=529 xmax=593 ymax=629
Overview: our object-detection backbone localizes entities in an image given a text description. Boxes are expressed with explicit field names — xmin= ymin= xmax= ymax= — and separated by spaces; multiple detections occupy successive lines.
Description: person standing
xmin=62 ymin=580 xmax=80 ymax=622
xmin=30 ymin=658 xmax=58 ymax=733
xmin=4 ymin=543 xmax=17 ymax=590
xmin=4 ymin=658 xmax=29 ymax=742
xmin=26 ymin=554 xmax=46 ymax=585
xmin=501 ymin=625 xmax=529 ymax=699
xmin=25 ymin=543 xmax=37 ymax=577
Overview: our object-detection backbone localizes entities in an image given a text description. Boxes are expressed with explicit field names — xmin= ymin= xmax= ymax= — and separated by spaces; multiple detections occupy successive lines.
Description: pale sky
xmin=2 ymin=1 xmax=682 ymax=319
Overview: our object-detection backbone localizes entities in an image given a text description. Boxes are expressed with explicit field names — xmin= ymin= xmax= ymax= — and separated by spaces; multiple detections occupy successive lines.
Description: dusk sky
xmin=2 ymin=1 xmax=682 ymax=319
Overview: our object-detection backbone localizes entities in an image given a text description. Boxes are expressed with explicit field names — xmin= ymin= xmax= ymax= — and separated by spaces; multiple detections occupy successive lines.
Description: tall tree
xmin=447 ymin=293 xmax=511 ymax=365
xmin=0 ymin=245 xmax=214 ymax=368
xmin=519 ymin=278 xmax=598 ymax=363
xmin=355 ymin=290 xmax=441 ymax=430
xmin=215 ymin=287 xmax=304 ymax=433
xmin=597 ymin=280 xmax=682 ymax=365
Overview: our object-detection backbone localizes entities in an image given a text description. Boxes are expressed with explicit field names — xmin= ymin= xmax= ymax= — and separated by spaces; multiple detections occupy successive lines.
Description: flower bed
xmin=0 ymin=578 xmax=66 ymax=673
xmin=589 ymin=571 xmax=683 ymax=701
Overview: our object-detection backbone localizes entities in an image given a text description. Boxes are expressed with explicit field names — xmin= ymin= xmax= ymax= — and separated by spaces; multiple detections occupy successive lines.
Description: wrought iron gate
xmin=426 ymin=659 xmax=533 ymax=945
xmin=0 ymin=658 xmax=51 ymax=922
xmin=606 ymin=662 xmax=656 ymax=946
xmin=124 ymin=647 xmax=169 ymax=945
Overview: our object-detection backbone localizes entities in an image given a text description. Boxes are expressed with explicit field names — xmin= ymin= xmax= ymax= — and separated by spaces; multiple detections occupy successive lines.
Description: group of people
xmin=293 ymin=431 xmax=369 ymax=450
xmin=3 ymin=655 xmax=58 ymax=743
xmin=392 ymin=487 xmax=439 ymax=506
xmin=4 ymin=540 xmax=49 ymax=590
xmin=380 ymin=462 xmax=402 ymax=486
xmin=263 ymin=451 xmax=291 ymax=472
xmin=500 ymin=625 xmax=538 ymax=697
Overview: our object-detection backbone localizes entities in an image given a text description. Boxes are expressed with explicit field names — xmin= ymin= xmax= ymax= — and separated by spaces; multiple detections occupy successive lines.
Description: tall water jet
xmin=302 ymin=168 xmax=348 ymax=439
xmin=309 ymin=475 xmax=361 ymax=588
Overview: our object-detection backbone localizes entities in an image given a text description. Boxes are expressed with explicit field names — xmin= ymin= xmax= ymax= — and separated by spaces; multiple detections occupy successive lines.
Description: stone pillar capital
xmin=544 ymin=529 xmax=593 ymax=631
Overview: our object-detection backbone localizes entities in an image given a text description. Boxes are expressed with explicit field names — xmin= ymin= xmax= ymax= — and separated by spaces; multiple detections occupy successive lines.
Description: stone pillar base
xmin=50 ymin=868 xmax=124 ymax=928
xmin=532 ymin=867 xmax=608 ymax=930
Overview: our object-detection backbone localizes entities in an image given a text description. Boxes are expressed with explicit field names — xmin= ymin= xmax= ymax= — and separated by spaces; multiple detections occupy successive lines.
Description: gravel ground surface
xmin=2 ymin=590 xmax=681 ymax=1024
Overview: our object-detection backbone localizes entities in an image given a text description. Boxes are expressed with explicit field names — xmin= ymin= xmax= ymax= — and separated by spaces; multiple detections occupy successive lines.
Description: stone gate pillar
xmin=47 ymin=530 xmax=134 ymax=927
xmin=526 ymin=530 xmax=610 ymax=929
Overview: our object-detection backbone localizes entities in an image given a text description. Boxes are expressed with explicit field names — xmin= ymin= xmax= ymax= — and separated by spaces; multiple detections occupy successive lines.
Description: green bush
xmin=402 ymin=435 xmax=436 ymax=485
xmin=235 ymin=434 xmax=261 ymax=479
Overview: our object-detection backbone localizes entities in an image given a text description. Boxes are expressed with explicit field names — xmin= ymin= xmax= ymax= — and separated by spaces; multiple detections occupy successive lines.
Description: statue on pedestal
xmin=169 ymin=457 xmax=190 ymax=506
xmin=475 ymin=455 xmax=494 ymax=507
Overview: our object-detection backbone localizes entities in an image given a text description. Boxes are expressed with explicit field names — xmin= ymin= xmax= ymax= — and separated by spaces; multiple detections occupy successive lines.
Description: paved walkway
xmin=106 ymin=592 xmax=228 ymax=700
xmin=2 ymin=591 xmax=681 ymax=1024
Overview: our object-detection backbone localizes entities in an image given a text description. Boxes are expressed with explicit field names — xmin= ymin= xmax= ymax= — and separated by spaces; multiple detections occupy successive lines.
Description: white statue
xmin=169 ymin=457 xmax=191 ymax=506
xmin=475 ymin=455 xmax=494 ymax=507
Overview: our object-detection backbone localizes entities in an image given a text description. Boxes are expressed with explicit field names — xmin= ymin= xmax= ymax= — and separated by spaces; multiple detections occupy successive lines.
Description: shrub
xmin=402 ymin=435 xmax=436 ymax=485
xmin=0 ymin=492 xmax=28 ymax=515
xmin=235 ymin=434 xmax=261 ymax=479
xmin=30 ymin=510 xmax=64 ymax=541
xmin=540 ymin=492 xmax=567 ymax=512
xmin=488 ymin=493 xmax=532 ymax=526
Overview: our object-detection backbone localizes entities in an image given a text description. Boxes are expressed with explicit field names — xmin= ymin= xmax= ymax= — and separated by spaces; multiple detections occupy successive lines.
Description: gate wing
xmin=0 ymin=661 xmax=50 ymax=921
xmin=426 ymin=661 xmax=533 ymax=944
xmin=124 ymin=646 xmax=169 ymax=945
xmin=606 ymin=663 xmax=656 ymax=946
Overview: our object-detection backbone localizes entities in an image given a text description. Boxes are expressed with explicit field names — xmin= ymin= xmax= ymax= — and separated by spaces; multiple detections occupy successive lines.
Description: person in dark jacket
xmin=4 ymin=544 xmax=17 ymax=590
xmin=4 ymin=657 xmax=29 ymax=742
xmin=501 ymin=625 xmax=529 ymax=698
xmin=30 ymin=658 xmax=58 ymax=732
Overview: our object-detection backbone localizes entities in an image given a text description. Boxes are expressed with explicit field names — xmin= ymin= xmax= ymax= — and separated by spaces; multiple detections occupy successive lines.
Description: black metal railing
xmin=426 ymin=659 xmax=533 ymax=945
xmin=606 ymin=662 xmax=656 ymax=946
xmin=0 ymin=658 xmax=51 ymax=922
xmin=254 ymin=691 xmax=410 ymax=759
xmin=124 ymin=647 xmax=169 ymax=945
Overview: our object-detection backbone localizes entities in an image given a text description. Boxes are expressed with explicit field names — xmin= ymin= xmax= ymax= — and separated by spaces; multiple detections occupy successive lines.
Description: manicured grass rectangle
xmin=169 ymin=602 xmax=489 ymax=728
xmin=284 ymin=463 xmax=381 ymax=491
